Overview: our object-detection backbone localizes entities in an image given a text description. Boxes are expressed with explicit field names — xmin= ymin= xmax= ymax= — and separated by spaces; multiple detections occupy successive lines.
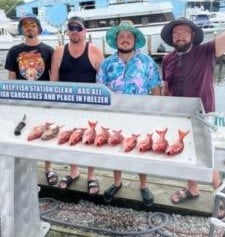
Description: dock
xmin=38 ymin=162 xmax=216 ymax=236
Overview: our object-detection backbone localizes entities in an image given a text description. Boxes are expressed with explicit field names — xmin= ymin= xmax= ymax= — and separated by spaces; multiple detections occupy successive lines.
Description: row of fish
xmin=26 ymin=121 xmax=189 ymax=156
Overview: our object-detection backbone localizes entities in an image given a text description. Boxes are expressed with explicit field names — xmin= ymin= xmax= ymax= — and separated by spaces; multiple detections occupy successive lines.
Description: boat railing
xmin=79 ymin=0 xmax=152 ymax=10
xmin=108 ymin=0 xmax=150 ymax=5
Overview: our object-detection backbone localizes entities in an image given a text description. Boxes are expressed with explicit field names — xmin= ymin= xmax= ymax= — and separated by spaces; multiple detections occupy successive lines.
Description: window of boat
xmin=99 ymin=20 xmax=107 ymax=27
xmin=85 ymin=12 xmax=174 ymax=29
xmin=186 ymin=1 xmax=220 ymax=11
xmin=87 ymin=20 xmax=99 ymax=28
xmin=109 ymin=19 xmax=119 ymax=26
xmin=121 ymin=17 xmax=139 ymax=24
xmin=32 ymin=7 xmax=38 ymax=15
xmin=202 ymin=24 xmax=214 ymax=29
xmin=141 ymin=16 xmax=149 ymax=25
xmin=146 ymin=13 xmax=174 ymax=23
xmin=164 ymin=13 xmax=175 ymax=21
xmin=149 ymin=14 xmax=167 ymax=23
xmin=193 ymin=14 xmax=210 ymax=26
xmin=79 ymin=1 xmax=95 ymax=10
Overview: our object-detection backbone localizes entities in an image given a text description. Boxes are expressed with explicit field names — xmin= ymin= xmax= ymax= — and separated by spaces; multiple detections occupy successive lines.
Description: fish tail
xmin=178 ymin=129 xmax=190 ymax=141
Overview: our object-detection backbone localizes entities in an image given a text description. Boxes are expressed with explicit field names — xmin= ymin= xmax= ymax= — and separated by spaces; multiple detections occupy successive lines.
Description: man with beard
xmin=161 ymin=18 xmax=225 ymax=212
xmin=50 ymin=16 xmax=104 ymax=195
xmin=97 ymin=21 xmax=161 ymax=207
xmin=5 ymin=14 xmax=53 ymax=81
xmin=4 ymin=14 xmax=57 ymax=186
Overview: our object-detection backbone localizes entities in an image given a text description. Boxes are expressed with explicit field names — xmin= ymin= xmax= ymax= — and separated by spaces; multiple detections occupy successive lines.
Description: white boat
xmin=0 ymin=0 xmax=175 ymax=56
xmin=184 ymin=1 xmax=225 ymax=41
xmin=67 ymin=0 xmax=175 ymax=55
xmin=0 ymin=9 xmax=18 ymax=35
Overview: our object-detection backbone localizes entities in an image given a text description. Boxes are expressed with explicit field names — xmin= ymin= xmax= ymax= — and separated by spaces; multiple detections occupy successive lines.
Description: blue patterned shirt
xmin=97 ymin=50 xmax=161 ymax=95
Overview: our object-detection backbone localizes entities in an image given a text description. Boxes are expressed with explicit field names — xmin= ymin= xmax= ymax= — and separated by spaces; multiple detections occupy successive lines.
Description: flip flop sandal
xmin=103 ymin=183 xmax=122 ymax=203
xmin=87 ymin=179 xmax=100 ymax=196
xmin=171 ymin=188 xmax=199 ymax=204
xmin=45 ymin=171 xmax=58 ymax=185
xmin=58 ymin=175 xmax=79 ymax=189
xmin=140 ymin=187 xmax=154 ymax=207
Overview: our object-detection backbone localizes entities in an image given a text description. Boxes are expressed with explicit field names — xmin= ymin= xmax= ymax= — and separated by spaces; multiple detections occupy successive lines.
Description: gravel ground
xmin=40 ymin=198 xmax=225 ymax=237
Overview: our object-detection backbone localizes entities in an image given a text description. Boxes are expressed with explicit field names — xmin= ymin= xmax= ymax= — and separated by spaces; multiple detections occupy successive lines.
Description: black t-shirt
xmin=5 ymin=42 xmax=53 ymax=81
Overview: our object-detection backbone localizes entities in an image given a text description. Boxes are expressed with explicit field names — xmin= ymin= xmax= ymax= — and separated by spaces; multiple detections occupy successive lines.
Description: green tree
xmin=0 ymin=0 xmax=24 ymax=19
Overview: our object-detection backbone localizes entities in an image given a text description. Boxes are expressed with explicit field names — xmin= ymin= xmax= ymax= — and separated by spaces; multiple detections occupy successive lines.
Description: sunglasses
xmin=22 ymin=22 xmax=37 ymax=29
xmin=68 ymin=25 xmax=84 ymax=32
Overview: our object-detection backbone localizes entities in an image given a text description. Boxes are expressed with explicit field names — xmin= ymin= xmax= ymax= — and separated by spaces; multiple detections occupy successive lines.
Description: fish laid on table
xmin=82 ymin=121 xmax=97 ymax=145
xmin=58 ymin=128 xmax=76 ymax=144
xmin=27 ymin=122 xmax=53 ymax=141
xmin=138 ymin=133 xmax=153 ymax=152
xmin=108 ymin=130 xmax=124 ymax=146
xmin=152 ymin=128 xmax=168 ymax=153
xmin=165 ymin=129 xmax=190 ymax=156
xmin=94 ymin=127 xmax=110 ymax=146
xmin=68 ymin=128 xmax=86 ymax=145
xmin=123 ymin=134 xmax=139 ymax=152
xmin=41 ymin=124 xmax=62 ymax=141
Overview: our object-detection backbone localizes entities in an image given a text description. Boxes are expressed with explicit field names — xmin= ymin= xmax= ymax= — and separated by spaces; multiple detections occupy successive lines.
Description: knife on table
xmin=14 ymin=114 xmax=26 ymax=136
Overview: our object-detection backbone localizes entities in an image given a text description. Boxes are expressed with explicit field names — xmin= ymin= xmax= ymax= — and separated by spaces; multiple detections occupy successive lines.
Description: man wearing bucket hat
xmin=4 ymin=14 xmax=56 ymax=186
xmin=97 ymin=21 xmax=161 ymax=207
xmin=5 ymin=14 xmax=53 ymax=81
xmin=161 ymin=18 xmax=225 ymax=210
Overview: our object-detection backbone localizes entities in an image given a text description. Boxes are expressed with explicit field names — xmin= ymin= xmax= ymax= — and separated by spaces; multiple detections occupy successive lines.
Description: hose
xmin=39 ymin=197 xmax=172 ymax=236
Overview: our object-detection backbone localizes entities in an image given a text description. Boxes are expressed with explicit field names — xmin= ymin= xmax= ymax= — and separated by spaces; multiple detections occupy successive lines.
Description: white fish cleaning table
xmin=0 ymin=80 xmax=224 ymax=237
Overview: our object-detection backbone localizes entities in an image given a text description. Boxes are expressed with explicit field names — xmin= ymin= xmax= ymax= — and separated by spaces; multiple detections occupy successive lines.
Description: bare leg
xmin=70 ymin=164 xmax=80 ymax=178
xmin=212 ymin=170 xmax=222 ymax=190
xmin=44 ymin=161 xmax=52 ymax=172
xmin=187 ymin=180 xmax=200 ymax=196
xmin=114 ymin=170 xmax=122 ymax=186
xmin=139 ymin=173 xmax=147 ymax=189
xmin=87 ymin=166 xmax=95 ymax=180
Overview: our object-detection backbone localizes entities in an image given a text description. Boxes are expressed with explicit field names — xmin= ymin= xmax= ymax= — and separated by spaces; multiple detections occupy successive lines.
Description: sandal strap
xmin=46 ymin=171 xmax=57 ymax=178
xmin=88 ymin=179 xmax=99 ymax=188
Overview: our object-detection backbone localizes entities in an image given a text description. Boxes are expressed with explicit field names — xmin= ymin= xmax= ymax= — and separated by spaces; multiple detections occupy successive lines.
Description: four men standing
xmin=4 ymin=13 xmax=225 ymax=211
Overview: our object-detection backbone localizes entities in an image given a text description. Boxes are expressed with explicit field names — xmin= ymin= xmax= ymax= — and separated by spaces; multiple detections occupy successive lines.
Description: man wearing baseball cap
xmin=50 ymin=16 xmax=104 ymax=195
xmin=161 ymin=17 xmax=225 ymax=215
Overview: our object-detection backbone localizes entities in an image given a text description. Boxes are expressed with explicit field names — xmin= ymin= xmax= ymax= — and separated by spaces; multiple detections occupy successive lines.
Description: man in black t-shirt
xmin=5 ymin=14 xmax=57 ymax=186
xmin=5 ymin=14 xmax=53 ymax=81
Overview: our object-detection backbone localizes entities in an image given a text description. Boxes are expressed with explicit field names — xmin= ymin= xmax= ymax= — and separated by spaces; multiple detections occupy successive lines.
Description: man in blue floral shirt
xmin=97 ymin=21 xmax=161 ymax=207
